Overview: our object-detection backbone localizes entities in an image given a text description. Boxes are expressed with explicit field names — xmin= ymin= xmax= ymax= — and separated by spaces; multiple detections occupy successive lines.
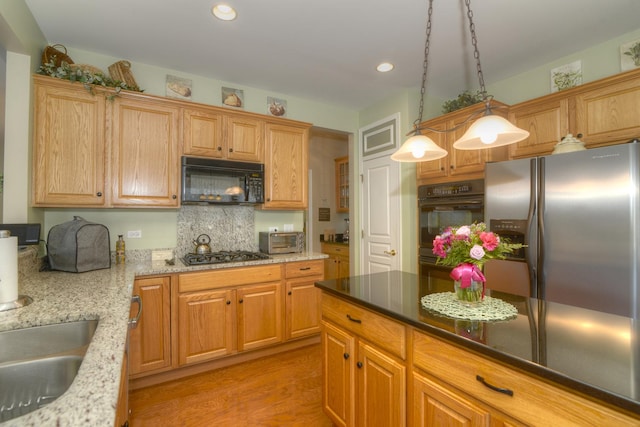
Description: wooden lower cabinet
xmin=178 ymin=288 xmax=235 ymax=365
xmin=129 ymin=276 xmax=171 ymax=376
xmin=178 ymin=282 xmax=282 ymax=365
xmin=320 ymin=293 xmax=640 ymax=427
xmin=321 ymin=294 xmax=407 ymax=427
xmin=237 ymin=282 xmax=283 ymax=351
xmin=115 ymin=349 xmax=129 ymax=427
xmin=285 ymin=260 xmax=324 ymax=339
xmin=322 ymin=243 xmax=349 ymax=280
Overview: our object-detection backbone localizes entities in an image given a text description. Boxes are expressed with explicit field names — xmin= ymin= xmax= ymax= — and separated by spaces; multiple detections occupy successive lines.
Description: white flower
xmin=455 ymin=226 xmax=471 ymax=237
xmin=469 ymin=244 xmax=485 ymax=260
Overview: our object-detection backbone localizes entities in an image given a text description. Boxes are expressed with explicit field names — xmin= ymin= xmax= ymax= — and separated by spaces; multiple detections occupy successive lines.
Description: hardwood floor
xmin=129 ymin=343 xmax=332 ymax=427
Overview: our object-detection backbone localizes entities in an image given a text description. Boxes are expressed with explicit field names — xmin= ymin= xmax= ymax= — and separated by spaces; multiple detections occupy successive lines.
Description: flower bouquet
xmin=432 ymin=222 xmax=524 ymax=305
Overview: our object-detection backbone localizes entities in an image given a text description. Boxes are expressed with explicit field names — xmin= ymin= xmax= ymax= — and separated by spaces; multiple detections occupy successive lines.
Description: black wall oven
xmin=418 ymin=179 xmax=484 ymax=292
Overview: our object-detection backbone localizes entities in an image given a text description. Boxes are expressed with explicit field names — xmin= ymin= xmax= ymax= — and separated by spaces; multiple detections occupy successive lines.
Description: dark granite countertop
xmin=315 ymin=270 xmax=640 ymax=415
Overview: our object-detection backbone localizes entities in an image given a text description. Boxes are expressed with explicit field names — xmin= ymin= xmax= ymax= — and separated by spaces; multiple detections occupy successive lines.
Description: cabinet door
xmin=286 ymin=277 xmax=322 ymax=339
xmin=357 ymin=341 xmax=406 ymax=427
xmin=183 ymin=107 xmax=224 ymax=158
xmin=574 ymin=74 xmax=640 ymax=147
xmin=321 ymin=320 xmax=355 ymax=427
xmin=129 ymin=276 xmax=171 ymax=375
xmin=335 ymin=156 xmax=349 ymax=213
xmin=412 ymin=371 xmax=490 ymax=427
xmin=32 ymin=77 xmax=106 ymax=206
xmin=263 ymin=122 xmax=309 ymax=209
xmin=226 ymin=115 xmax=264 ymax=162
xmin=508 ymin=96 xmax=570 ymax=158
xmin=237 ymin=282 xmax=283 ymax=351
xmin=449 ymin=117 xmax=490 ymax=178
xmin=337 ymin=255 xmax=350 ymax=279
xmin=110 ymin=95 xmax=180 ymax=206
xmin=178 ymin=289 xmax=235 ymax=365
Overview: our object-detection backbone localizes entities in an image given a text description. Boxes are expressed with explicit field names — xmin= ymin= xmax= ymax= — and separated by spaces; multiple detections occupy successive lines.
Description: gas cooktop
xmin=182 ymin=250 xmax=270 ymax=266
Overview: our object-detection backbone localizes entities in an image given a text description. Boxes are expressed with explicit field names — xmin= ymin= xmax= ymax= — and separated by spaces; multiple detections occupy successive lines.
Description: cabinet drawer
xmin=285 ymin=260 xmax=324 ymax=279
xmin=179 ymin=264 xmax=282 ymax=292
xmin=322 ymin=294 xmax=406 ymax=359
xmin=412 ymin=330 xmax=639 ymax=426
xmin=321 ymin=243 xmax=349 ymax=258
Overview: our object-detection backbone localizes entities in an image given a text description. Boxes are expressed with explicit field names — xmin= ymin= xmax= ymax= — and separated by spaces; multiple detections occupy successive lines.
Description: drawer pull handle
xmin=346 ymin=314 xmax=362 ymax=323
xmin=343 ymin=353 xmax=349 ymax=360
xmin=476 ymin=375 xmax=514 ymax=396
xmin=299 ymin=267 xmax=311 ymax=271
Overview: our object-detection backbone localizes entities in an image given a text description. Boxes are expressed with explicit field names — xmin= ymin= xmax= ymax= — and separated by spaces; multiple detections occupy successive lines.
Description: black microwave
xmin=181 ymin=157 xmax=264 ymax=204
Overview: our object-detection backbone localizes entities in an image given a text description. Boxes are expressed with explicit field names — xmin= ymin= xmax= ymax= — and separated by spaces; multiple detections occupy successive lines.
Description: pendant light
xmin=391 ymin=0 xmax=529 ymax=162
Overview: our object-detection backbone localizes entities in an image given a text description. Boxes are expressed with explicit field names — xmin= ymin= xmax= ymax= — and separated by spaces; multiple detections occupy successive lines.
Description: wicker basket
xmin=41 ymin=44 xmax=74 ymax=67
xmin=108 ymin=60 xmax=139 ymax=89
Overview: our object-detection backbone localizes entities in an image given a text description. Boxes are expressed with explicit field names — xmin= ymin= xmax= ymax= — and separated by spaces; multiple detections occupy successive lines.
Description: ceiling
xmin=24 ymin=0 xmax=640 ymax=111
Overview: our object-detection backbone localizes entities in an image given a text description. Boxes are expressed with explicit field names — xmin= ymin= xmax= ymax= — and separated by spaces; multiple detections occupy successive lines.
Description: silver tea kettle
xmin=193 ymin=234 xmax=212 ymax=255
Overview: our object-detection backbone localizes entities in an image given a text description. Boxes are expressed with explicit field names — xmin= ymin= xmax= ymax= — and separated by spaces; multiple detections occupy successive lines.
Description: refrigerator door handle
xmin=527 ymin=158 xmax=538 ymax=297
xmin=537 ymin=157 xmax=545 ymax=300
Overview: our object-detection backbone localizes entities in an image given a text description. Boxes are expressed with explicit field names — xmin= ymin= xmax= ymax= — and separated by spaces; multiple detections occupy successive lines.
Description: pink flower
xmin=432 ymin=236 xmax=448 ymax=258
xmin=469 ymin=244 xmax=485 ymax=260
xmin=479 ymin=231 xmax=500 ymax=251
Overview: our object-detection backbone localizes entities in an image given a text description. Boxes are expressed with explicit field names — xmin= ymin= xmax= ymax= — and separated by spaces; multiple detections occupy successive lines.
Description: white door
xmin=360 ymin=114 xmax=402 ymax=275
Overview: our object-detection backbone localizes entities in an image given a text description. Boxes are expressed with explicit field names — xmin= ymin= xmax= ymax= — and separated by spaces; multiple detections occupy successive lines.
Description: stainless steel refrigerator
xmin=484 ymin=141 xmax=640 ymax=318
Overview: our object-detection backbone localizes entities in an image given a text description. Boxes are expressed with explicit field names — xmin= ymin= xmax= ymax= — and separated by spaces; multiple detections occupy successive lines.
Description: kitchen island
xmin=0 ymin=250 xmax=326 ymax=426
xmin=315 ymin=271 xmax=640 ymax=426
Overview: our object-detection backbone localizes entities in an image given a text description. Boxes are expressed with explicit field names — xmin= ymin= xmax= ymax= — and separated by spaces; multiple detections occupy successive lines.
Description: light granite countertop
xmin=0 ymin=250 xmax=327 ymax=426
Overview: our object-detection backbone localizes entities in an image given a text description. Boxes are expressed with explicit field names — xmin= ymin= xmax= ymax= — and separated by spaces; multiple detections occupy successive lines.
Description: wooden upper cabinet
xmin=508 ymin=96 xmax=570 ymax=158
xmin=32 ymin=76 xmax=107 ymax=206
xmin=182 ymin=107 xmax=224 ymax=158
xmin=110 ymin=94 xmax=181 ymax=207
xmin=182 ymin=107 xmax=263 ymax=162
xmin=335 ymin=156 xmax=349 ymax=213
xmin=508 ymin=67 xmax=640 ymax=158
xmin=574 ymin=69 xmax=640 ymax=148
xmin=263 ymin=121 xmax=310 ymax=210
xmin=225 ymin=115 xmax=264 ymax=162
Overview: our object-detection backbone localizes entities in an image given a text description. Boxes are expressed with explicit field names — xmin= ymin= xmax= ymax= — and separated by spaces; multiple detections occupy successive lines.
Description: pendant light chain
xmin=464 ymin=0 xmax=488 ymax=100
xmin=414 ymin=0 xmax=434 ymax=131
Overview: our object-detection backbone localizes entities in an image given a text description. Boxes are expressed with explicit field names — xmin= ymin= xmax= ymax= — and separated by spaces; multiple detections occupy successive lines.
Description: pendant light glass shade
xmin=390 ymin=133 xmax=447 ymax=162
xmin=453 ymin=114 xmax=530 ymax=150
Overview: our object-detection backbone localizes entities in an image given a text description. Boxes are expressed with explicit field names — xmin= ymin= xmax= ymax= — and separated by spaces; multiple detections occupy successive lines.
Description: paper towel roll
xmin=0 ymin=235 xmax=18 ymax=304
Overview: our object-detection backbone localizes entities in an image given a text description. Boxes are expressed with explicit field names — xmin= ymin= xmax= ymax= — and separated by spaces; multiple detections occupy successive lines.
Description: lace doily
xmin=420 ymin=292 xmax=518 ymax=321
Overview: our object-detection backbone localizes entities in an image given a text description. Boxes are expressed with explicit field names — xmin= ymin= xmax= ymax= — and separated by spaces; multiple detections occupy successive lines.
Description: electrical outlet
xmin=283 ymin=224 xmax=294 ymax=232
xmin=268 ymin=226 xmax=278 ymax=232
xmin=127 ymin=230 xmax=142 ymax=238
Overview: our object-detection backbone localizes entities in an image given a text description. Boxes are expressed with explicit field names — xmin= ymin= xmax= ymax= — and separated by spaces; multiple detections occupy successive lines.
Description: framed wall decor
xmin=267 ymin=96 xmax=287 ymax=117
xmin=222 ymin=87 xmax=244 ymax=108
xmin=620 ymin=39 xmax=640 ymax=71
xmin=166 ymin=75 xmax=192 ymax=100
xmin=550 ymin=60 xmax=582 ymax=93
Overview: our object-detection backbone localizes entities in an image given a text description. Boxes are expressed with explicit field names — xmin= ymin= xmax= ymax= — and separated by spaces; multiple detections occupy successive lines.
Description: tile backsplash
xmin=177 ymin=205 xmax=256 ymax=256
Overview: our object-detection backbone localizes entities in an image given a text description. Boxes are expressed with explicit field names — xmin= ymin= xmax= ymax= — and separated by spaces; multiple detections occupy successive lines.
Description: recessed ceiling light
xmin=212 ymin=4 xmax=237 ymax=21
xmin=376 ymin=62 xmax=394 ymax=72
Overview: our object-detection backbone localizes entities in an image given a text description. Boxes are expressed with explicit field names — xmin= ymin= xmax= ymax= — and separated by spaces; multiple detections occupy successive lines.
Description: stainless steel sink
xmin=0 ymin=319 xmax=98 ymax=422
xmin=0 ymin=319 xmax=97 ymax=363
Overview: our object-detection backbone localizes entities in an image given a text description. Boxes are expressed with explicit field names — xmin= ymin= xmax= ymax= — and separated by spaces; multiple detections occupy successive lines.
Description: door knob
xmin=384 ymin=249 xmax=397 ymax=256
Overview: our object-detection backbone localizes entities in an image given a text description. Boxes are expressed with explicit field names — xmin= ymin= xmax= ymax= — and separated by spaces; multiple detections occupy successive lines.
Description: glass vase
xmin=454 ymin=279 xmax=484 ymax=306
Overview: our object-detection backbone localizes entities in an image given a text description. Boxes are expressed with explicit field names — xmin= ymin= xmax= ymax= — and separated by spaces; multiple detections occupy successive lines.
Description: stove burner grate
xmin=182 ymin=250 xmax=270 ymax=266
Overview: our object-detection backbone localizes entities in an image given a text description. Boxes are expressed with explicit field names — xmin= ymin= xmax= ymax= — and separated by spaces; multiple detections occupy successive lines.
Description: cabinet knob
xmin=229 ymin=148 xmax=234 ymax=152
xmin=357 ymin=361 xmax=363 ymax=369
xmin=343 ymin=353 xmax=349 ymax=360
xmin=226 ymin=300 xmax=231 ymax=305
xmin=288 ymin=291 xmax=292 ymax=295
xmin=97 ymin=192 xmax=102 ymax=197
xmin=450 ymin=165 xmax=454 ymax=169
xmin=172 ymin=194 xmax=177 ymax=199
xmin=217 ymin=146 xmax=223 ymax=151
xmin=239 ymin=299 xmax=243 ymax=304
xmin=440 ymin=167 xmax=444 ymax=171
